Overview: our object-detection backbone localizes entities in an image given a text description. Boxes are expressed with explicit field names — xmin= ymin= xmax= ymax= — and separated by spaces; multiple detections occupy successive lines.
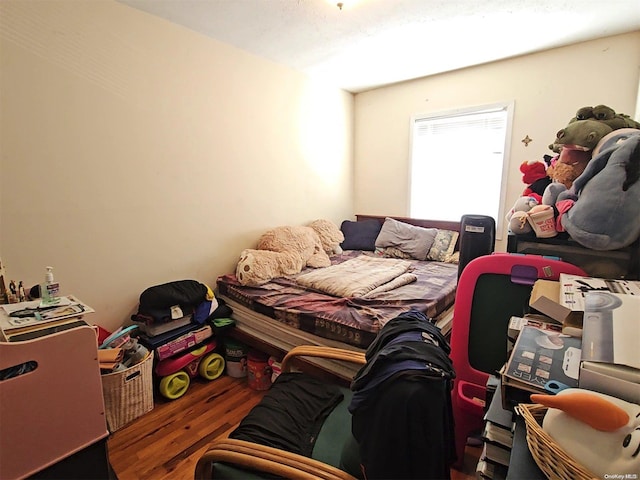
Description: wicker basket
xmin=101 ymin=351 xmax=154 ymax=432
xmin=517 ymin=403 xmax=596 ymax=480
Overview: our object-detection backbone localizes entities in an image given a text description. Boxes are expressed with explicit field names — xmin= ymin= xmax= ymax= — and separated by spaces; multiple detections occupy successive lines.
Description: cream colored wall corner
xmin=636 ymin=75 xmax=640 ymax=121
xmin=0 ymin=0 xmax=354 ymax=332
xmin=353 ymin=31 xmax=640 ymax=252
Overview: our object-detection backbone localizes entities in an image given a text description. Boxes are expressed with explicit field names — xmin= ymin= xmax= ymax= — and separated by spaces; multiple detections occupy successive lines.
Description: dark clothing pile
xmin=229 ymin=373 xmax=343 ymax=457
xmin=349 ymin=309 xmax=457 ymax=480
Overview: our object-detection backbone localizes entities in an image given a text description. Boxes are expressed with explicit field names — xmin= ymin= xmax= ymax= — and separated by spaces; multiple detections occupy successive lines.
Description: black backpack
xmin=132 ymin=279 xmax=208 ymax=324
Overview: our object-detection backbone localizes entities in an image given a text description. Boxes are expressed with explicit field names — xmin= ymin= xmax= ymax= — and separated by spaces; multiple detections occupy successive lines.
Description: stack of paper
xmin=98 ymin=348 xmax=124 ymax=372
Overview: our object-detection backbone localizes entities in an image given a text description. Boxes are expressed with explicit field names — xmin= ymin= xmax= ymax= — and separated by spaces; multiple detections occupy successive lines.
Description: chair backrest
xmin=450 ymin=253 xmax=587 ymax=389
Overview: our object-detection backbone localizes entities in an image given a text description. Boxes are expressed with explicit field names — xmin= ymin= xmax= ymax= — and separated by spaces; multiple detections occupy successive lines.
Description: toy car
xmin=154 ymin=338 xmax=225 ymax=400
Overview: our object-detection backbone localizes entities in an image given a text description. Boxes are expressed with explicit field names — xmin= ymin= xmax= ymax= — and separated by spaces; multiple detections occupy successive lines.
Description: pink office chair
xmin=449 ymin=253 xmax=586 ymax=466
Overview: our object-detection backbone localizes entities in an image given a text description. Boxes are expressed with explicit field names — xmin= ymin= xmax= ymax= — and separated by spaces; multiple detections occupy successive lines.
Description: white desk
xmin=0 ymin=295 xmax=94 ymax=341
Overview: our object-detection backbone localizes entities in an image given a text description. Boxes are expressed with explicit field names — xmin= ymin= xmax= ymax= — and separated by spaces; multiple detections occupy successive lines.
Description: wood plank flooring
xmin=107 ymin=374 xmax=480 ymax=480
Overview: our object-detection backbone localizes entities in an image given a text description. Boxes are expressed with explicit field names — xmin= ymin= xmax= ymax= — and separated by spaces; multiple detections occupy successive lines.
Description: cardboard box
xmin=579 ymin=361 xmax=640 ymax=404
xmin=507 ymin=315 xmax=562 ymax=355
xmin=506 ymin=274 xmax=640 ymax=405
xmin=579 ymin=291 xmax=640 ymax=403
xmin=529 ymin=276 xmax=640 ymax=337
xmin=501 ymin=325 xmax=581 ymax=395
xmin=528 ymin=280 xmax=583 ymax=337
xmin=581 ymin=292 xmax=639 ymax=368
xmin=558 ymin=274 xmax=640 ymax=312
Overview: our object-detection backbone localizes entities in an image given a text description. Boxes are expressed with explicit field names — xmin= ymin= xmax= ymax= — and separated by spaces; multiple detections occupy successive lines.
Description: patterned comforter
xmin=216 ymin=251 xmax=458 ymax=348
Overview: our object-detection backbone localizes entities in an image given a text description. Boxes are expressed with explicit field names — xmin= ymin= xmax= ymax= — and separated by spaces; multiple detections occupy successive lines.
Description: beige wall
xmin=1 ymin=2 xmax=638 ymax=332
xmin=0 ymin=1 xmax=354 ymax=332
xmin=354 ymin=32 xmax=640 ymax=251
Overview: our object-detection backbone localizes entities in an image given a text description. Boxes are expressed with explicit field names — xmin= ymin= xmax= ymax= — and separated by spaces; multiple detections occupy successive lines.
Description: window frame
xmin=407 ymin=101 xmax=514 ymax=241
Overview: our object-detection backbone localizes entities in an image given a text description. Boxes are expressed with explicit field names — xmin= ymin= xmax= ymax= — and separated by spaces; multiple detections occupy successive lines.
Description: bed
xmin=216 ymin=215 xmax=461 ymax=380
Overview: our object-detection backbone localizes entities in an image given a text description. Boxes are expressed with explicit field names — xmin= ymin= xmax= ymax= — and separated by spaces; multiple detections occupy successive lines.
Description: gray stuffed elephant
xmin=557 ymin=130 xmax=640 ymax=250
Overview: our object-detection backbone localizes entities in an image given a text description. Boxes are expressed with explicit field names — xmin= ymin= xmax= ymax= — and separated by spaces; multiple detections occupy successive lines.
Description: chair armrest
xmin=195 ymin=438 xmax=358 ymax=480
xmin=281 ymin=345 xmax=366 ymax=373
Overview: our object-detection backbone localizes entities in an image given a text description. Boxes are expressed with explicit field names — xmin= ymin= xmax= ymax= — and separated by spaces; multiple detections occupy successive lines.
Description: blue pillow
xmin=340 ymin=219 xmax=383 ymax=251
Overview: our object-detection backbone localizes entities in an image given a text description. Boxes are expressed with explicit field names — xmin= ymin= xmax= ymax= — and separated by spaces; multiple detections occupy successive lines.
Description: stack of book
xmin=507 ymin=413 xmax=546 ymax=479
xmin=476 ymin=377 xmax=514 ymax=480
xmin=135 ymin=313 xmax=213 ymax=361
xmin=134 ymin=312 xmax=194 ymax=337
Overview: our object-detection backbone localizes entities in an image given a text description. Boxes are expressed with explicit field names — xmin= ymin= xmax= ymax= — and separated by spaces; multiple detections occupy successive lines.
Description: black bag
xmin=133 ymin=280 xmax=208 ymax=324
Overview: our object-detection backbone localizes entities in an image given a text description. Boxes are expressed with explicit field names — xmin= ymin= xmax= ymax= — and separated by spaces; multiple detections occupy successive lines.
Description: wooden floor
xmin=108 ymin=375 xmax=480 ymax=480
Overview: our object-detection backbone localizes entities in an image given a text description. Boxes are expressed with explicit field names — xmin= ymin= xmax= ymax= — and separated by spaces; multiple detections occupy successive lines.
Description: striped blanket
xmin=295 ymin=255 xmax=416 ymax=298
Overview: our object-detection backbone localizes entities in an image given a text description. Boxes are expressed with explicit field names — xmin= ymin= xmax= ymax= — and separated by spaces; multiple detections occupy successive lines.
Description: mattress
xmin=216 ymin=250 xmax=458 ymax=350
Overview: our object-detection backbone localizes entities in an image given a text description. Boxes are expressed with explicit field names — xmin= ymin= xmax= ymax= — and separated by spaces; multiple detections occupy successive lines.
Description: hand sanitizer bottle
xmin=42 ymin=266 xmax=60 ymax=306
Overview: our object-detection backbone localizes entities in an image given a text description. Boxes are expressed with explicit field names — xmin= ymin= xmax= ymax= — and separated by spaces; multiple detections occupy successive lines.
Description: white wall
xmin=0 ymin=0 xmax=354 ymax=332
xmin=353 ymin=32 xmax=640 ymax=251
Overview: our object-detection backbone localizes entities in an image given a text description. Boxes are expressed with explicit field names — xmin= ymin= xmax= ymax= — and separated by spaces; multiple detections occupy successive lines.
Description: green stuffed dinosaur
xmin=549 ymin=104 xmax=640 ymax=154
xmin=545 ymin=105 xmax=640 ymax=194
xmin=546 ymin=119 xmax=613 ymax=190
xmin=543 ymin=105 xmax=640 ymax=207
xmin=571 ymin=104 xmax=640 ymax=130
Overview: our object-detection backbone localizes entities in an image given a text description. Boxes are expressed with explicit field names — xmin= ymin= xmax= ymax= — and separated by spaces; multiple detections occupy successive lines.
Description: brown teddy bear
xmin=235 ymin=219 xmax=344 ymax=286
xmin=235 ymin=249 xmax=304 ymax=287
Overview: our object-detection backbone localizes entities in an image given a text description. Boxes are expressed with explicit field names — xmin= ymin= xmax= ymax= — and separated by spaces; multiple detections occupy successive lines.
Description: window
xmin=409 ymin=102 xmax=513 ymax=239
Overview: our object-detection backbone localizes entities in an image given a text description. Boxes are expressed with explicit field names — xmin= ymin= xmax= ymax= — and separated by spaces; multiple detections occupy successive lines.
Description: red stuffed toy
xmin=520 ymin=157 xmax=552 ymax=203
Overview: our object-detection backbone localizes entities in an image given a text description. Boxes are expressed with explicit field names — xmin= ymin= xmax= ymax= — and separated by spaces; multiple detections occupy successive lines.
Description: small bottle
xmin=18 ymin=281 xmax=26 ymax=302
xmin=41 ymin=266 xmax=60 ymax=305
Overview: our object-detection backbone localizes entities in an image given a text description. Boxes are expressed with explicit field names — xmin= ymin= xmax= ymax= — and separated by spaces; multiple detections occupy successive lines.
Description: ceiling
xmin=118 ymin=0 xmax=640 ymax=93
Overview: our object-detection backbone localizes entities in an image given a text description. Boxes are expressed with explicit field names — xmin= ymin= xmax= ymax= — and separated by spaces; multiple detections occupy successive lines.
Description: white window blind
xmin=409 ymin=103 xmax=512 ymax=237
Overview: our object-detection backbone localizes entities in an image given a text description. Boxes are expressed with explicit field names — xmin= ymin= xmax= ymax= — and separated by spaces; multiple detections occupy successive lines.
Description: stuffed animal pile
xmin=507 ymin=104 xmax=640 ymax=250
xmin=235 ymin=219 xmax=344 ymax=286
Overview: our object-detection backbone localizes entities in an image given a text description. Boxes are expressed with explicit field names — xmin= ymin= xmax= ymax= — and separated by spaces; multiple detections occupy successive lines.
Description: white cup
xmin=528 ymin=206 xmax=557 ymax=238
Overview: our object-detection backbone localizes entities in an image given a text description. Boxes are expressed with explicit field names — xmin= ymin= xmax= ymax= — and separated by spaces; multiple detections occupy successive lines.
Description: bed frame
xmin=355 ymin=214 xmax=461 ymax=247
xmin=221 ymin=215 xmax=462 ymax=382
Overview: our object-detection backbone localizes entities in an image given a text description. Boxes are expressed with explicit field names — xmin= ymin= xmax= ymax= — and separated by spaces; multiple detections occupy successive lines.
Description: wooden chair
xmin=195 ymin=346 xmax=365 ymax=480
